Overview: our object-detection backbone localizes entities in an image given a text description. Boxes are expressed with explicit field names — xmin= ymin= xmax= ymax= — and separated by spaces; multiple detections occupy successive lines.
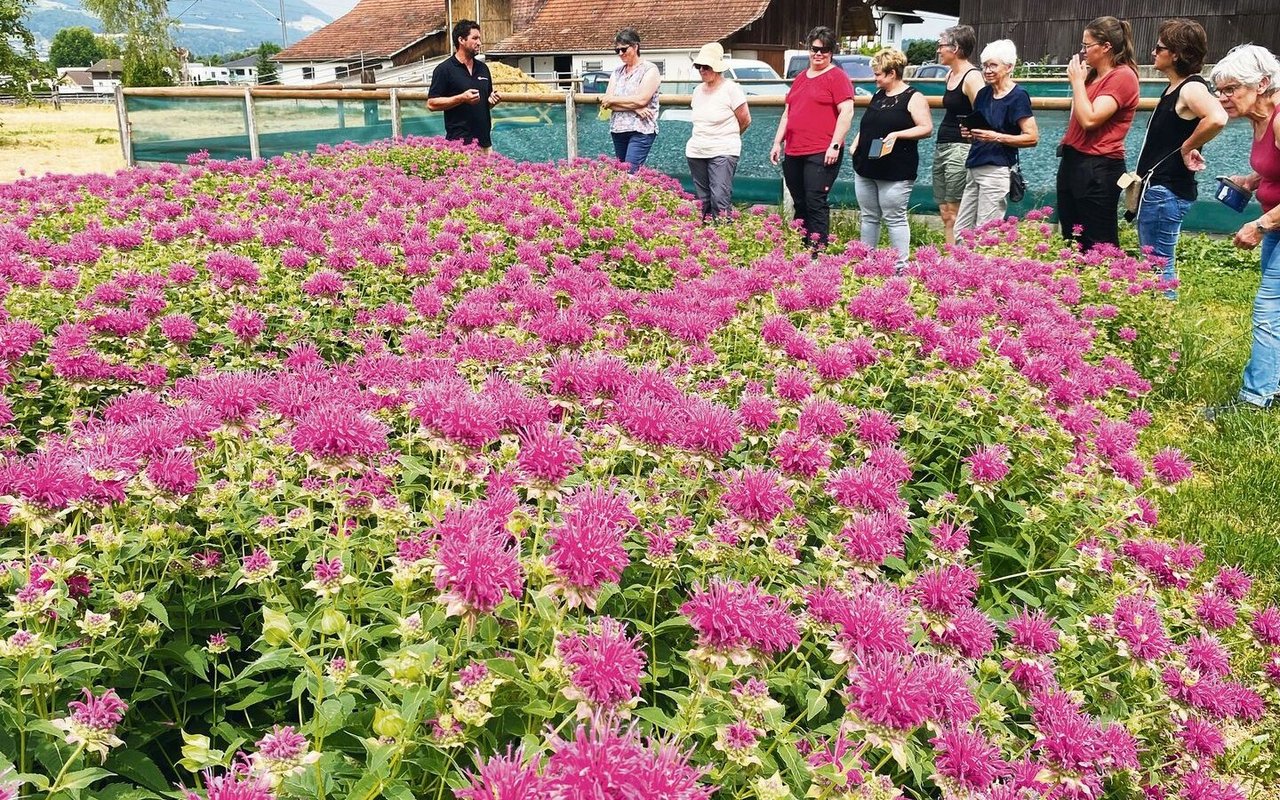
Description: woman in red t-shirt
xmin=1056 ymin=16 xmax=1141 ymax=251
xmin=769 ymin=25 xmax=856 ymax=249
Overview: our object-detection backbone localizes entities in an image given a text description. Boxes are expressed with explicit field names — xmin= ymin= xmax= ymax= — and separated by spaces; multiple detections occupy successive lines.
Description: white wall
xmin=275 ymin=60 xmax=394 ymax=85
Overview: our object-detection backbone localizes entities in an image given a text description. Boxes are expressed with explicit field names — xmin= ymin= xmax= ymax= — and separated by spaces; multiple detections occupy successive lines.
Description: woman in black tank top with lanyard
xmin=932 ymin=25 xmax=984 ymax=245
xmin=851 ymin=48 xmax=934 ymax=269
xmin=1136 ymin=18 xmax=1226 ymax=299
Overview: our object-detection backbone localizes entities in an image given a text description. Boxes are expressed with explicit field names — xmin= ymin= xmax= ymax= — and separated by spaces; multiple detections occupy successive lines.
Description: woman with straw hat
xmin=686 ymin=42 xmax=752 ymax=220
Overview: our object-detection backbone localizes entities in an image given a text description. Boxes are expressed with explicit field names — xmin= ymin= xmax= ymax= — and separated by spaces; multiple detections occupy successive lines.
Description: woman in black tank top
xmin=850 ymin=48 xmax=934 ymax=268
xmin=932 ymin=25 xmax=983 ymax=244
xmin=1136 ymin=19 xmax=1226 ymax=299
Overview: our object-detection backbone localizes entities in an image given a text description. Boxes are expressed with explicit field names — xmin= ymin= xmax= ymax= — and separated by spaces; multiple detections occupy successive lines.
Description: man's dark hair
xmin=453 ymin=19 xmax=480 ymax=48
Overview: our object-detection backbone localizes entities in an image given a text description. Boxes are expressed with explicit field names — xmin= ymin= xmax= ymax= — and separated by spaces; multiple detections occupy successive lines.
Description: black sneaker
xmin=1203 ymin=400 xmax=1266 ymax=422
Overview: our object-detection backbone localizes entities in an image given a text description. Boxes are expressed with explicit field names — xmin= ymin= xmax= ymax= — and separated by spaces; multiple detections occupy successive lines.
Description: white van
xmin=718 ymin=58 xmax=790 ymax=96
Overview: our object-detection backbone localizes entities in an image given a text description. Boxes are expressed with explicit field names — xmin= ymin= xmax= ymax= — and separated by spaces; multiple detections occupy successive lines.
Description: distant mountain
xmin=29 ymin=0 xmax=335 ymax=57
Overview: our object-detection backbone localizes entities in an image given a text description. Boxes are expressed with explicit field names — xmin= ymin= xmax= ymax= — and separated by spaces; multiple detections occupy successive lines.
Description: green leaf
xmin=805 ymin=688 xmax=828 ymax=720
xmin=55 ymin=767 xmax=112 ymax=791
xmin=633 ymin=705 xmax=671 ymax=729
xmin=106 ymin=750 xmax=170 ymax=793
xmin=381 ymin=782 xmax=417 ymax=800
xmin=139 ymin=595 xmax=170 ymax=629
xmin=1009 ymin=587 xmax=1042 ymax=607
xmin=93 ymin=784 xmax=163 ymax=800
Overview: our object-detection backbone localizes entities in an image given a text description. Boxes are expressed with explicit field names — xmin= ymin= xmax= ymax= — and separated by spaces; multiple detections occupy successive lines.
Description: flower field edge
xmin=0 ymin=139 xmax=1270 ymax=800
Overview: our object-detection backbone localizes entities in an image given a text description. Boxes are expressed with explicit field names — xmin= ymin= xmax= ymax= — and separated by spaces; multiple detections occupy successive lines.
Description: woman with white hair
xmin=1206 ymin=44 xmax=1280 ymax=419
xmin=955 ymin=39 xmax=1038 ymax=231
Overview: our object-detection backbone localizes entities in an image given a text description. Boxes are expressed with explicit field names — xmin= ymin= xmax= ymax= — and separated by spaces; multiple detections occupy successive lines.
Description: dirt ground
xmin=0 ymin=103 xmax=125 ymax=183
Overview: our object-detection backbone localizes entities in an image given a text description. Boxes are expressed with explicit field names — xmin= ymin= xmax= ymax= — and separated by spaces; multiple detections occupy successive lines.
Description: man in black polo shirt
xmin=428 ymin=20 xmax=502 ymax=153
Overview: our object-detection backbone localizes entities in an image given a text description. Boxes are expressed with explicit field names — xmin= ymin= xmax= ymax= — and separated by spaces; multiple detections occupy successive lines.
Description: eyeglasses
xmin=1079 ymin=41 xmax=1103 ymax=53
xmin=1153 ymin=43 xmax=1171 ymax=53
xmin=694 ymin=64 xmax=713 ymax=72
xmin=614 ymin=45 xmax=632 ymax=54
xmin=981 ymin=62 xmax=1002 ymax=71
xmin=1215 ymin=83 xmax=1243 ymax=97
xmin=936 ymin=42 xmax=954 ymax=51
xmin=810 ymin=46 xmax=833 ymax=54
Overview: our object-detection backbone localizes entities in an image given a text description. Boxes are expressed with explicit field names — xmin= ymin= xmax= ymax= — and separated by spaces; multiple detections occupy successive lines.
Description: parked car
xmin=578 ymin=70 xmax=610 ymax=94
xmin=720 ymin=58 xmax=790 ymax=96
xmin=784 ymin=53 xmax=874 ymax=81
xmin=911 ymin=63 xmax=949 ymax=79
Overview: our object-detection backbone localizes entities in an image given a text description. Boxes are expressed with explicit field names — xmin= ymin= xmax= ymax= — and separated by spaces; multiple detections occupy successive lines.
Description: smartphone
xmin=959 ymin=111 xmax=992 ymax=131
xmin=869 ymin=138 xmax=885 ymax=158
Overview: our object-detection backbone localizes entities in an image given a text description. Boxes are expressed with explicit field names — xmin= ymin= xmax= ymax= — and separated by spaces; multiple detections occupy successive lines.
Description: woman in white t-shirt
xmin=686 ymin=42 xmax=752 ymax=220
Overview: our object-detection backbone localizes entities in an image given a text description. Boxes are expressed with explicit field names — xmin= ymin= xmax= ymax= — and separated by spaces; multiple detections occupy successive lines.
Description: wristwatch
xmin=829 ymin=142 xmax=842 ymax=151
xmin=1257 ymin=219 xmax=1271 ymax=234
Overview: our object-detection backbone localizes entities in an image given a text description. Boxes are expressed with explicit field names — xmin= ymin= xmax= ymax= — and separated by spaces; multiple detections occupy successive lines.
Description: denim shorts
xmin=932 ymin=141 xmax=971 ymax=204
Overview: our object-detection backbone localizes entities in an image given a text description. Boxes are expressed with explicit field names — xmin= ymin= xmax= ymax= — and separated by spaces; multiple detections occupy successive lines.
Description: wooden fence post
xmin=114 ymin=85 xmax=134 ymax=167
xmin=391 ymin=88 xmax=402 ymax=139
xmin=244 ymin=86 xmax=261 ymax=160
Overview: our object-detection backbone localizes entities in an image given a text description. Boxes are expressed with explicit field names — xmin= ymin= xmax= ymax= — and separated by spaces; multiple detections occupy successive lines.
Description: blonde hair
xmin=872 ymin=47 xmax=909 ymax=79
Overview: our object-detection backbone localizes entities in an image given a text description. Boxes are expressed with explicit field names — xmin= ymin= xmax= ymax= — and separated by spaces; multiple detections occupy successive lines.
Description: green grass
xmin=1139 ymin=231 xmax=1280 ymax=586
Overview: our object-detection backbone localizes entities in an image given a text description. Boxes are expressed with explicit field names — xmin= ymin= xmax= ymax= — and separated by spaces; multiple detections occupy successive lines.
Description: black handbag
xmin=1008 ymin=161 xmax=1027 ymax=203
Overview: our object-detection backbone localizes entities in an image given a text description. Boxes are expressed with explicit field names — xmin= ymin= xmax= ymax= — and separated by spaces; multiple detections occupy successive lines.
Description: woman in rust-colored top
xmin=1056 ymin=16 xmax=1140 ymax=251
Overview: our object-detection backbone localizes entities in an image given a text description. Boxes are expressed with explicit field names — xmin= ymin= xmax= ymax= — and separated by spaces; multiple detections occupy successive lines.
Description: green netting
xmin=125 ymin=95 xmax=1256 ymax=233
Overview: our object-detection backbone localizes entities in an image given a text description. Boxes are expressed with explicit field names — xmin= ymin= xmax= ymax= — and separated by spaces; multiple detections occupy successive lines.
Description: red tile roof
xmin=490 ymin=0 xmax=773 ymax=54
xmin=275 ymin=0 xmax=447 ymax=62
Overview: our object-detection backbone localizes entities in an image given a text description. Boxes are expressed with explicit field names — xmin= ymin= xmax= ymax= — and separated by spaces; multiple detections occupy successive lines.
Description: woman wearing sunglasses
xmin=601 ymin=28 xmax=661 ymax=173
xmin=1134 ymin=18 xmax=1225 ymax=299
xmin=769 ymin=26 xmax=855 ymax=249
xmin=686 ymin=42 xmax=752 ymax=220
xmin=1056 ymin=15 xmax=1140 ymax=251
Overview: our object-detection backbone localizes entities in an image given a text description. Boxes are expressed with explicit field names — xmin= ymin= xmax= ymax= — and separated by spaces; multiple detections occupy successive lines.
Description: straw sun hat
xmin=692 ymin=42 xmax=729 ymax=73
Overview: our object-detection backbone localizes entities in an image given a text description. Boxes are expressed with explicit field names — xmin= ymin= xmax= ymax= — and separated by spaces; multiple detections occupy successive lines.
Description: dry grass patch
xmin=0 ymin=103 xmax=124 ymax=182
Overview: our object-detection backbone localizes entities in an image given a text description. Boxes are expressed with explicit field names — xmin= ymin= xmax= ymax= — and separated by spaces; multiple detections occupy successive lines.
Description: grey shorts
xmin=933 ymin=141 xmax=972 ymax=205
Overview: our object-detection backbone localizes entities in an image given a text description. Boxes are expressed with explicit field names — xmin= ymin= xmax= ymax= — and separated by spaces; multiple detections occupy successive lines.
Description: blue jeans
xmin=1136 ymin=183 xmax=1193 ymax=299
xmin=612 ymin=131 xmax=656 ymax=174
xmin=1239 ymin=230 xmax=1280 ymax=407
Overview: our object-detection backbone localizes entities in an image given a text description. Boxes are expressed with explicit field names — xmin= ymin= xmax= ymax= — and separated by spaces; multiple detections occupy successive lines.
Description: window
xmin=886 ymin=23 xmax=898 ymax=43
xmin=651 ymin=60 xmax=665 ymax=75
xmin=583 ymin=60 xmax=602 ymax=71
xmin=336 ymin=64 xmax=351 ymax=79
xmin=302 ymin=66 xmax=315 ymax=80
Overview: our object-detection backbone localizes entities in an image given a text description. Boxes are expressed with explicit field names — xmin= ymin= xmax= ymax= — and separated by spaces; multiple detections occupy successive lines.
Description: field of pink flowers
xmin=0 ymin=139 xmax=1273 ymax=800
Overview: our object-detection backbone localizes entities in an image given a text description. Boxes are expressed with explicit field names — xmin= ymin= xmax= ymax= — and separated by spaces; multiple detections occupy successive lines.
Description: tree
xmin=96 ymin=34 xmax=123 ymax=59
xmin=80 ymin=0 xmax=177 ymax=87
xmin=902 ymin=39 xmax=937 ymax=65
xmin=0 ymin=0 xmax=46 ymax=99
xmin=255 ymin=42 xmax=280 ymax=85
xmin=50 ymin=26 xmax=105 ymax=69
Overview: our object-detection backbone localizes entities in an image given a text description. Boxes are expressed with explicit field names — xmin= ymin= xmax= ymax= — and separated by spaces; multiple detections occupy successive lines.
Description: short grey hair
xmin=1211 ymin=44 xmax=1280 ymax=95
xmin=981 ymin=39 xmax=1018 ymax=67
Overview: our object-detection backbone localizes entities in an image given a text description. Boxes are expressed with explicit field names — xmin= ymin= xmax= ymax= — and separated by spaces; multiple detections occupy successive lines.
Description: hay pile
xmin=487 ymin=61 xmax=557 ymax=94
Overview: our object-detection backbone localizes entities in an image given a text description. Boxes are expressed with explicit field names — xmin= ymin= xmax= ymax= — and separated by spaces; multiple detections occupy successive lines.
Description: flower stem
xmin=45 ymin=741 xmax=87 ymax=798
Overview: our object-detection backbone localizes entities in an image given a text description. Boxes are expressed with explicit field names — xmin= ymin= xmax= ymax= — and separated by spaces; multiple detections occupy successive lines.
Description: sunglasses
xmin=1152 ymin=44 xmax=1171 ymax=53
xmin=810 ymin=46 xmax=832 ymax=54
xmin=614 ymin=45 xmax=632 ymax=54
xmin=694 ymin=64 xmax=714 ymax=72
